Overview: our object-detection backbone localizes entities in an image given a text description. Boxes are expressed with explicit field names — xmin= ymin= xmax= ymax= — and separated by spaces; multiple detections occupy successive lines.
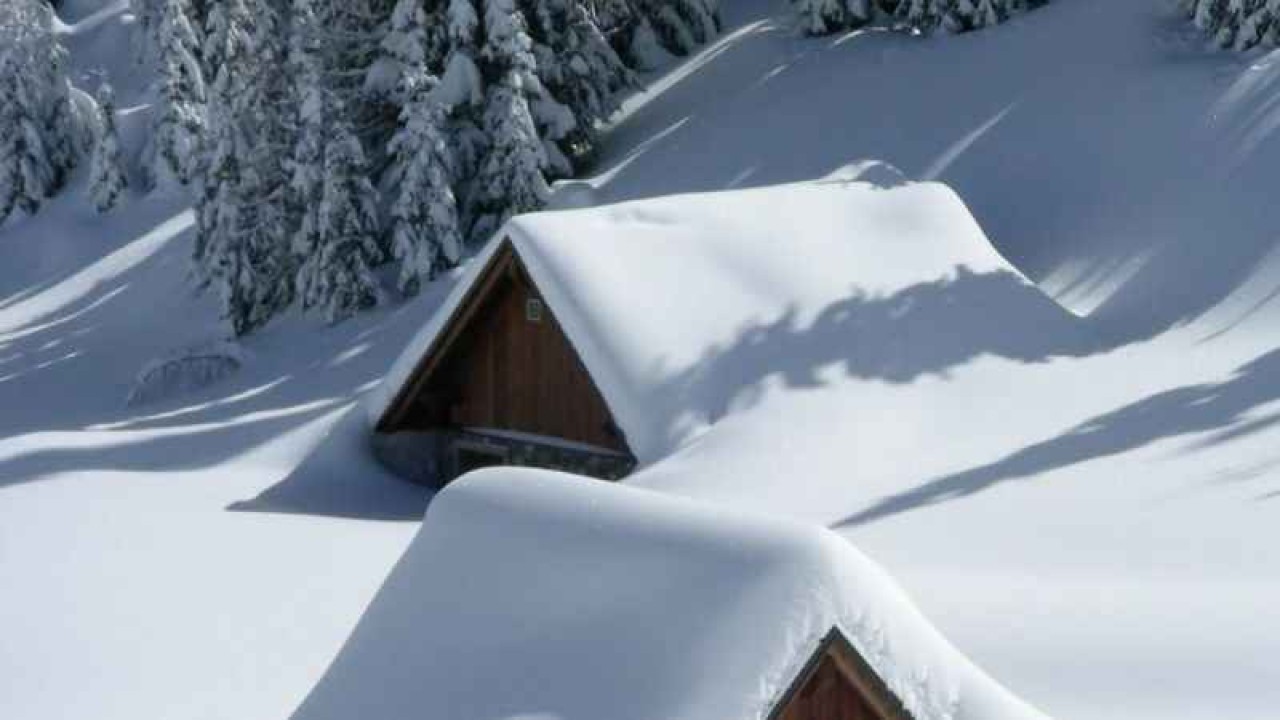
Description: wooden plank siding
xmin=380 ymin=240 xmax=628 ymax=455
xmin=776 ymin=653 xmax=882 ymax=720
xmin=769 ymin=629 xmax=915 ymax=720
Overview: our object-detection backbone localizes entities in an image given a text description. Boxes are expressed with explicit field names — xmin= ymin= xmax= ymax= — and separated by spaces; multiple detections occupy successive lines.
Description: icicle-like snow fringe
xmin=126 ymin=341 xmax=244 ymax=406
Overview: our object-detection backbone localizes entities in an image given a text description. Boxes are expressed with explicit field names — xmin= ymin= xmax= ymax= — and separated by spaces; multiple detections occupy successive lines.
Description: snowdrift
xmin=292 ymin=470 xmax=1048 ymax=720
xmin=369 ymin=178 xmax=1088 ymax=463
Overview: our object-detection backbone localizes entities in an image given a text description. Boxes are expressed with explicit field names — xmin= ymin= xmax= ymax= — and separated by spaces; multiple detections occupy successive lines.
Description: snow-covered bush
xmin=126 ymin=342 xmax=244 ymax=406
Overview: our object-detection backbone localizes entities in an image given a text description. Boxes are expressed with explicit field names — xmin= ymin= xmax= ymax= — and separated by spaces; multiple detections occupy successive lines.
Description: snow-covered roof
xmin=368 ymin=178 xmax=1076 ymax=464
xmin=290 ymin=469 xmax=1049 ymax=720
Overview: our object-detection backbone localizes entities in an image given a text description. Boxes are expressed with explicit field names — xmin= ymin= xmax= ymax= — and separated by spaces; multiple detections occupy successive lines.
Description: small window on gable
xmin=525 ymin=297 xmax=544 ymax=324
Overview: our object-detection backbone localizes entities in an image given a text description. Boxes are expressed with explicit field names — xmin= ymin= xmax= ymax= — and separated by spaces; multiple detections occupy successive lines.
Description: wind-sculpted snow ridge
xmin=292 ymin=470 xmax=1050 ymax=720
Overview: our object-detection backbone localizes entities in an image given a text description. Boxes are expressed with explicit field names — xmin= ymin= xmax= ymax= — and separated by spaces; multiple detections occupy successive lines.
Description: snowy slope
xmin=5 ymin=1 xmax=1280 ymax=720
xmin=594 ymin=0 xmax=1280 ymax=343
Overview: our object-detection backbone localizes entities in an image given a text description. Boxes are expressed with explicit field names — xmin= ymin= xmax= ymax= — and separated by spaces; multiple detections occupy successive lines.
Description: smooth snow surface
xmin=294 ymin=470 xmax=1047 ymax=720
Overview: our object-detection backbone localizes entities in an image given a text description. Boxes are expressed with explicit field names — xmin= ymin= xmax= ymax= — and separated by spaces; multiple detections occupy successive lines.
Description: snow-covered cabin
xmin=369 ymin=178 xmax=1078 ymax=486
xmin=290 ymin=470 xmax=1049 ymax=720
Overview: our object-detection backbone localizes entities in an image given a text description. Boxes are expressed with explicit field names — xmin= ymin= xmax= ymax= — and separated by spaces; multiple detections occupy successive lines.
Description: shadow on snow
xmin=838 ymin=345 xmax=1280 ymax=527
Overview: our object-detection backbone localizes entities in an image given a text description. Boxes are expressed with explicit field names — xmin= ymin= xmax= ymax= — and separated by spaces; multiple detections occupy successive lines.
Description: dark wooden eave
xmin=767 ymin=626 xmax=916 ymax=720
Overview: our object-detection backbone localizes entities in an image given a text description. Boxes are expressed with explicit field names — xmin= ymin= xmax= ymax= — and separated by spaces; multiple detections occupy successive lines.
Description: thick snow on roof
xmin=292 ymin=469 xmax=1048 ymax=720
xmin=368 ymin=178 xmax=1082 ymax=463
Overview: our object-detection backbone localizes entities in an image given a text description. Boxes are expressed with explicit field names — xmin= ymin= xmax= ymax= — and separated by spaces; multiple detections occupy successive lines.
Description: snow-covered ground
xmin=5 ymin=1 xmax=1280 ymax=720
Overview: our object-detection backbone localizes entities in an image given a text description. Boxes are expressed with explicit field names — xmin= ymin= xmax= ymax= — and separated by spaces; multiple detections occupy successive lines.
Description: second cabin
xmin=373 ymin=239 xmax=635 ymax=485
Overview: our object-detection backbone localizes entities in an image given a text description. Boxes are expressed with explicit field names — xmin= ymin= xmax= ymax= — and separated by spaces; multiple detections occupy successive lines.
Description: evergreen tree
xmin=794 ymin=0 xmax=871 ymax=35
xmin=1191 ymin=0 xmax=1229 ymax=34
xmin=316 ymin=0 xmax=399 ymax=147
xmin=389 ymin=78 xmax=463 ymax=294
xmin=896 ymin=0 xmax=941 ymax=29
xmin=1238 ymin=0 xmax=1280 ymax=49
xmin=288 ymin=0 xmax=329 ymax=300
xmin=467 ymin=78 xmax=549 ymax=241
xmin=147 ymin=0 xmax=205 ymax=186
xmin=0 ymin=52 xmax=53 ymax=223
xmin=195 ymin=0 xmax=293 ymax=334
xmin=523 ymin=0 xmax=636 ymax=164
xmin=464 ymin=0 xmax=552 ymax=240
xmin=376 ymin=0 xmax=450 ymax=103
xmin=791 ymin=0 xmax=1036 ymax=34
xmin=0 ymin=0 xmax=80 ymax=223
xmin=296 ymin=102 xmax=386 ymax=322
xmin=975 ymin=0 xmax=1003 ymax=27
xmin=437 ymin=0 xmax=489 ymax=192
xmin=89 ymin=83 xmax=128 ymax=213
xmin=1184 ymin=0 xmax=1280 ymax=49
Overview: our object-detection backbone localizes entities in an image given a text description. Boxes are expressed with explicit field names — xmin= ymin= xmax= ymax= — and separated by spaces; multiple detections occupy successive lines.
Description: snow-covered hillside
xmin=5 ymin=1 xmax=1280 ymax=720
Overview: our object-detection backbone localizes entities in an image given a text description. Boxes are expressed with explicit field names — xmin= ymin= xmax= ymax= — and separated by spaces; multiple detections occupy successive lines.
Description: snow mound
xmin=126 ymin=341 xmax=244 ymax=406
xmin=369 ymin=178 xmax=1088 ymax=463
xmin=292 ymin=469 xmax=1048 ymax=720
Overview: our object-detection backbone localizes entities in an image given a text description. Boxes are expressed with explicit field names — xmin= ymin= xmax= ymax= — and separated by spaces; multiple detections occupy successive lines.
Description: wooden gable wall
xmin=771 ymin=629 xmax=914 ymax=720
xmin=381 ymin=242 xmax=628 ymax=454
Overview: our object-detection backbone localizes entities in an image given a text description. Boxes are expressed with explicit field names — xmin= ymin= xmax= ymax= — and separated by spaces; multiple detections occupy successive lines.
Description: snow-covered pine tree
xmin=1190 ymin=0 xmax=1229 ymax=34
xmin=315 ymin=0 xmax=399 ymax=146
xmin=239 ymin=0 xmax=296 ymax=320
xmin=794 ymin=0 xmax=871 ymax=35
xmin=975 ymin=0 xmax=1003 ymax=28
xmin=193 ymin=0 xmax=251 ymax=282
xmin=435 ymin=0 xmax=489 ymax=190
xmin=288 ymin=0 xmax=329 ymax=297
xmin=465 ymin=0 xmax=552 ymax=240
xmin=296 ymin=102 xmax=386 ymax=322
xmin=195 ymin=0 xmax=294 ymax=334
xmin=37 ymin=23 xmax=83 ymax=190
xmin=147 ymin=0 xmax=205 ymax=186
xmin=1238 ymin=0 xmax=1280 ymax=49
xmin=631 ymin=0 xmax=720 ymax=56
xmin=0 ymin=52 xmax=52 ymax=223
xmin=374 ymin=0 xmax=450 ymax=103
xmin=388 ymin=78 xmax=462 ymax=294
xmin=89 ymin=83 xmax=128 ymax=213
xmin=0 ymin=0 xmax=80 ymax=223
xmin=1183 ymin=0 xmax=1280 ymax=49
xmin=895 ymin=0 xmax=942 ymax=30
xmin=467 ymin=77 xmax=549 ymax=241
xmin=790 ymin=0 xmax=1037 ymax=34
xmin=196 ymin=98 xmax=268 ymax=334
xmin=522 ymin=0 xmax=636 ymax=164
